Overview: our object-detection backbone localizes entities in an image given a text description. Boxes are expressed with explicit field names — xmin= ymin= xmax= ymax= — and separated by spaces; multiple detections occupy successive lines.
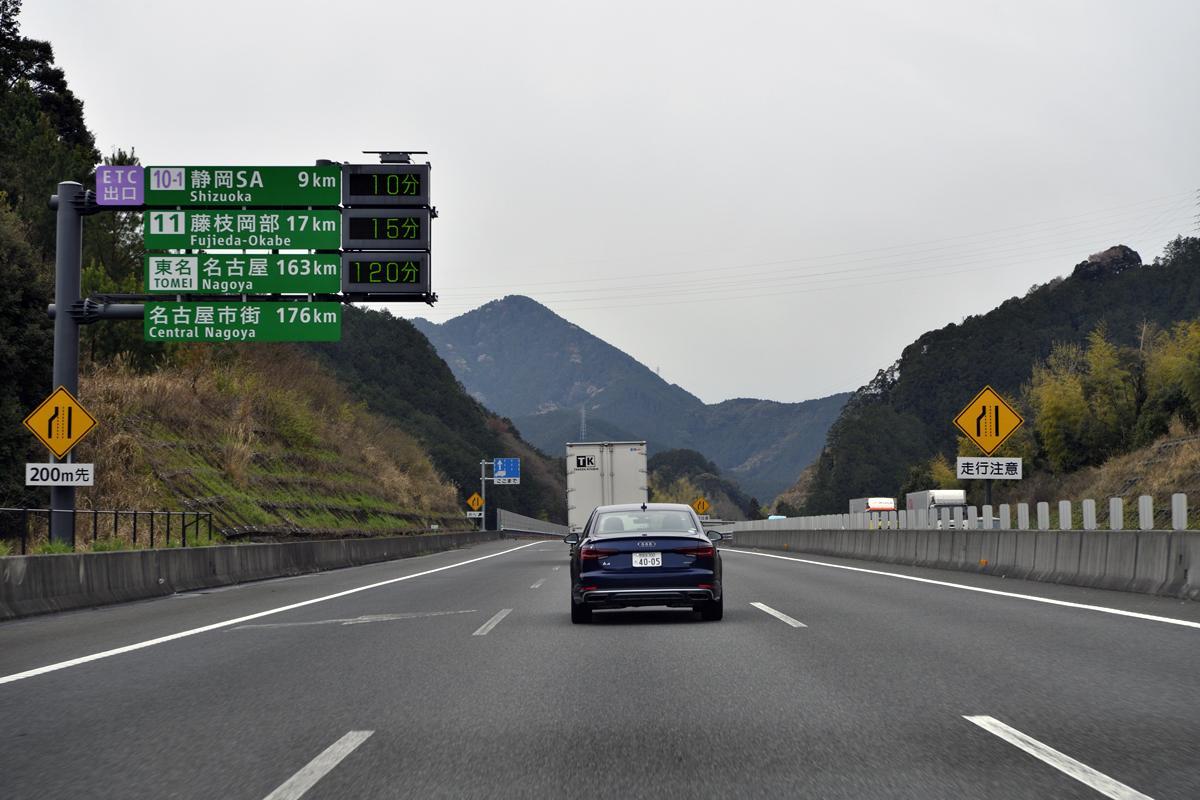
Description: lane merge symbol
xmin=23 ymin=386 xmax=98 ymax=459
xmin=953 ymin=385 xmax=1024 ymax=456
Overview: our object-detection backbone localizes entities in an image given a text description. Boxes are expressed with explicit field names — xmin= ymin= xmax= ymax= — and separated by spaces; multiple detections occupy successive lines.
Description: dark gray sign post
xmin=48 ymin=181 xmax=85 ymax=543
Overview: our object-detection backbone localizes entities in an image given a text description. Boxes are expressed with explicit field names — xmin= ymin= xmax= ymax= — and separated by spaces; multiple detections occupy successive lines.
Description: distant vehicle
xmin=566 ymin=441 xmax=648 ymax=532
xmin=767 ymin=515 xmax=787 ymax=521
xmin=906 ymin=489 xmax=968 ymax=526
xmin=849 ymin=497 xmax=897 ymax=513
xmin=563 ymin=502 xmax=724 ymax=623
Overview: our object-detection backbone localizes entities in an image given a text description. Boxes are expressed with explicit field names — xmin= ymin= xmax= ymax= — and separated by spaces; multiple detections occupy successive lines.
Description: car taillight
xmin=580 ymin=547 xmax=618 ymax=563
xmin=675 ymin=545 xmax=715 ymax=558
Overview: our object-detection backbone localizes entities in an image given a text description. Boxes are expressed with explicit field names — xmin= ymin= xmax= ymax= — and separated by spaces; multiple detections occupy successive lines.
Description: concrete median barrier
xmin=0 ymin=531 xmax=502 ymax=621
xmin=727 ymin=527 xmax=1200 ymax=601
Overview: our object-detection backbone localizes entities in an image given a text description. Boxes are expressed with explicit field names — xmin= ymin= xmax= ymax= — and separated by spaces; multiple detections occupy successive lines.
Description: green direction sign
xmin=144 ymin=209 xmax=341 ymax=250
xmin=144 ymin=166 xmax=340 ymax=207
xmin=145 ymin=254 xmax=340 ymax=294
xmin=144 ymin=302 xmax=342 ymax=342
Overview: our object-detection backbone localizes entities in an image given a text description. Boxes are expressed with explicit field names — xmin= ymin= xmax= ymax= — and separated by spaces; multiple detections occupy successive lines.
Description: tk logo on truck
xmin=575 ymin=455 xmax=597 ymax=470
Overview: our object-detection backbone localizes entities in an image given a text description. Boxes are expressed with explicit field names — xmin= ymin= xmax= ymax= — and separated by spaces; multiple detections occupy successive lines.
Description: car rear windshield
xmin=592 ymin=511 xmax=698 ymax=536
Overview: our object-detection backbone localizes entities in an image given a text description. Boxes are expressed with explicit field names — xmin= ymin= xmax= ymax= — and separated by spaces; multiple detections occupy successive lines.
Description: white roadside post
xmin=1109 ymin=497 xmax=1124 ymax=531
xmin=1082 ymin=499 xmax=1097 ymax=531
xmin=1138 ymin=495 xmax=1154 ymax=531
xmin=1171 ymin=493 xmax=1188 ymax=531
xmin=1058 ymin=500 xmax=1072 ymax=530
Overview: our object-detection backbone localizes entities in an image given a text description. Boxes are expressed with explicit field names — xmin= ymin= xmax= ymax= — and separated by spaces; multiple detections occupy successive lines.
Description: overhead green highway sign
xmin=144 ymin=166 xmax=341 ymax=207
xmin=144 ymin=209 xmax=341 ymax=250
xmin=144 ymin=302 xmax=342 ymax=342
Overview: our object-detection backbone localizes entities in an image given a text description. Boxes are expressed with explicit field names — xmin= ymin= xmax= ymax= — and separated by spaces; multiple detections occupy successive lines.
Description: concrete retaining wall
xmin=726 ymin=528 xmax=1200 ymax=601
xmin=0 ymin=531 xmax=502 ymax=621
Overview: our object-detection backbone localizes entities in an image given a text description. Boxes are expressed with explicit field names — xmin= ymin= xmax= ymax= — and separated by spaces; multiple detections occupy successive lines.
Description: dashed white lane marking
xmin=724 ymin=548 xmax=1200 ymax=630
xmin=0 ymin=542 xmax=541 ymax=686
xmin=530 ymin=578 xmax=546 ymax=589
xmin=263 ymin=730 xmax=373 ymax=800
xmin=964 ymin=716 xmax=1153 ymax=799
xmin=473 ymin=608 xmax=513 ymax=636
xmin=232 ymin=610 xmax=476 ymax=630
xmin=552 ymin=566 xmax=561 ymax=571
xmin=750 ymin=602 xmax=807 ymax=628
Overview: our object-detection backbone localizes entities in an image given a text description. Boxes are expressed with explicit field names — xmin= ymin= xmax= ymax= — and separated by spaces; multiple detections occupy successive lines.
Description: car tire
xmin=699 ymin=595 xmax=723 ymax=621
xmin=571 ymin=602 xmax=592 ymax=624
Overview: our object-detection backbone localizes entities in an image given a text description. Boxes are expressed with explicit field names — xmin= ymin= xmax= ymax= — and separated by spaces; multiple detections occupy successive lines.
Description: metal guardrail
xmin=0 ymin=507 xmax=214 ymax=555
xmin=496 ymin=508 xmax=569 ymax=537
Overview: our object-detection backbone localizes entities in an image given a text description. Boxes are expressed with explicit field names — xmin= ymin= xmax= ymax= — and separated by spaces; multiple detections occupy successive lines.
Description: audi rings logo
xmin=636 ymin=541 xmax=657 ymax=548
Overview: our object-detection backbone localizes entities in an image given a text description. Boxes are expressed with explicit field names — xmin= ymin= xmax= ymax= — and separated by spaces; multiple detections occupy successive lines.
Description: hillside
xmin=412 ymin=296 xmax=848 ymax=500
xmin=34 ymin=345 xmax=469 ymax=548
xmin=801 ymin=238 xmax=1200 ymax=513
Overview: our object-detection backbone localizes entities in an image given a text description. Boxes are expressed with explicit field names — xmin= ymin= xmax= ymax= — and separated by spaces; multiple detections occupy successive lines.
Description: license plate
xmin=632 ymin=552 xmax=662 ymax=567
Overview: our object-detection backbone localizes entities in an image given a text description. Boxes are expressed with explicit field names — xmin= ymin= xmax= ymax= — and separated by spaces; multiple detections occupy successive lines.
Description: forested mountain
xmin=306 ymin=307 xmax=566 ymax=525
xmin=801 ymin=239 xmax=1200 ymax=513
xmin=647 ymin=449 xmax=762 ymax=520
xmin=412 ymin=295 xmax=849 ymax=500
xmin=0 ymin=4 xmax=565 ymax=531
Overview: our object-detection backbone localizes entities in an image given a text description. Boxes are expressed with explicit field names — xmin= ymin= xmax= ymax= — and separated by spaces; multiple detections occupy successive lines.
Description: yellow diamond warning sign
xmin=691 ymin=497 xmax=711 ymax=516
xmin=466 ymin=492 xmax=484 ymax=511
xmin=23 ymin=386 xmax=98 ymax=459
xmin=953 ymin=386 xmax=1023 ymax=456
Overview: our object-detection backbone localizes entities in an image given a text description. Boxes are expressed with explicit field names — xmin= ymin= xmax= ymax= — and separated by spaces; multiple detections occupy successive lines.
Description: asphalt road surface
xmin=2 ymin=538 xmax=1197 ymax=799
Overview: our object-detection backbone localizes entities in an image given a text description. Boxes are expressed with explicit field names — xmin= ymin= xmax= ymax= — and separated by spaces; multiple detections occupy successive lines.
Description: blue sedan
xmin=564 ymin=503 xmax=724 ymax=623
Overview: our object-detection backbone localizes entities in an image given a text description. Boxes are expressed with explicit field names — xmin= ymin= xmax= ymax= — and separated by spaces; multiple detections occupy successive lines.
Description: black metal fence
xmin=0 ymin=507 xmax=214 ymax=555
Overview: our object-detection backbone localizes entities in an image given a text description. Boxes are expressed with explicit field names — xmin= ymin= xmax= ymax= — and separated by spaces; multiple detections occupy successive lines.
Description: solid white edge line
xmin=750 ymin=601 xmax=807 ymax=628
xmin=964 ymin=716 xmax=1153 ymax=800
xmin=472 ymin=608 xmax=513 ymax=636
xmin=262 ymin=730 xmax=374 ymax=800
xmin=530 ymin=578 xmax=546 ymax=589
xmin=723 ymin=548 xmax=1200 ymax=630
xmin=0 ymin=542 xmax=542 ymax=686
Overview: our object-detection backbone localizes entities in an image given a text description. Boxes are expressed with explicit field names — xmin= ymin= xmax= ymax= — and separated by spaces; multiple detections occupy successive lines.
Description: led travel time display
xmin=347 ymin=215 xmax=422 ymax=241
xmin=341 ymin=208 xmax=431 ymax=250
xmin=341 ymin=252 xmax=430 ymax=294
xmin=348 ymin=259 xmax=421 ymax=284
xmin=348 ymin=172 xmax=421 ymax=198
xmin=341 ymin=164 xmax=430 ymax=207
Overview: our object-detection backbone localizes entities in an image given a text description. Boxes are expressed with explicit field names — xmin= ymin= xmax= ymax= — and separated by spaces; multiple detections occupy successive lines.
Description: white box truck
xmin=906 ymin=489 xmax=968 ymax=526
xmin=566 ymin=441 xmax=648 ymax=532
xmin=849 ymin=497 xmax=897 ymax=513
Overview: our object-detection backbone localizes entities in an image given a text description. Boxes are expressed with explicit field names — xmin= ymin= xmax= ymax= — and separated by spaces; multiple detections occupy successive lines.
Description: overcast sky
xmin=23 ymin=0 xmax=1200 ymax=404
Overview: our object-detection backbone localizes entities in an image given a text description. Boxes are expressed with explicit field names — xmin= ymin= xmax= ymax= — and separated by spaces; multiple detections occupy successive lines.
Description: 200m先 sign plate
xmin=144 ymin=166 xmax=341 ymax=207
xmin=144 ymin=302 xmax=342 ymax=342
xmin=144 ymin=210 xmax=341 ymax=250
xmin=146 ymin=254 xmax=340 ymax=294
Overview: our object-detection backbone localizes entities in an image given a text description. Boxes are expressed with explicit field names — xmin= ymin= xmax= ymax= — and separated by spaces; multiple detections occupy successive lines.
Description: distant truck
xmin=566 ymin=441 xmax=648 ymax=532
xmin=905 ymin=489 xmax=968 ymax=518
xmin=849 ymin=497 xmax=897 ymax=513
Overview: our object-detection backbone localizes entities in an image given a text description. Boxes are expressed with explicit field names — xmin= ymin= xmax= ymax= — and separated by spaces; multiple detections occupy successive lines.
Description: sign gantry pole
xmin=48 ymin=181 xmax=85 ymax=544
xmin=479 ymin=460 xmax=491 ymax=532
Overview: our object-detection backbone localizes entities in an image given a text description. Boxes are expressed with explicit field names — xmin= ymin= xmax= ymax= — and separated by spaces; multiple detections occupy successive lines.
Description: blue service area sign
xmin=494 ymin=457 xmax=521 ymax=485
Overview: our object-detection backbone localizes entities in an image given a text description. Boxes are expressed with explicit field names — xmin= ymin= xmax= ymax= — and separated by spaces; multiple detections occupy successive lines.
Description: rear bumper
xmin=578 ymin=587 xmax=718 ymax=608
